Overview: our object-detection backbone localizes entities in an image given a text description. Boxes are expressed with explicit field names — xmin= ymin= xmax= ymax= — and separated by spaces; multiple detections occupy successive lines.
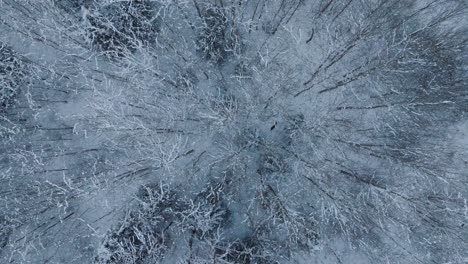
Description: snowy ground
xmin=1 ymin=0 xmax=467 ymax=263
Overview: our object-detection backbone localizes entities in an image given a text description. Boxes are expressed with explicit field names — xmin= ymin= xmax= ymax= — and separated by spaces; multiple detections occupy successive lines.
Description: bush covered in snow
xmin=0 ymin=43 xmax=27 ymax=110
xmin=83 ymin=1 xmax=160 ymax=57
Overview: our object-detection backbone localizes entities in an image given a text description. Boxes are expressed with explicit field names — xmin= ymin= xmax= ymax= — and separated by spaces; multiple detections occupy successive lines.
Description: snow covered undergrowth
xmin=0 ymin=0 xmax=467 ymax=263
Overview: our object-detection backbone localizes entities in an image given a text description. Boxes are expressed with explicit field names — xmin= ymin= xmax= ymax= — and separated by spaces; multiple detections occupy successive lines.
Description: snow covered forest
xmin=0 ymin=0 xmax=467 ymax=263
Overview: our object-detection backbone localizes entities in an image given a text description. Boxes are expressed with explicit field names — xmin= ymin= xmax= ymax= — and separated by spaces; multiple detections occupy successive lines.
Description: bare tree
xmin=0 ymin=0 xmax=467 ymax=263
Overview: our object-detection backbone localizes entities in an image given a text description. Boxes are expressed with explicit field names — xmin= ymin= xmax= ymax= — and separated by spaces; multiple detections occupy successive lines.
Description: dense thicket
xmin=0 ymin=0 xmax=467 ymax=263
